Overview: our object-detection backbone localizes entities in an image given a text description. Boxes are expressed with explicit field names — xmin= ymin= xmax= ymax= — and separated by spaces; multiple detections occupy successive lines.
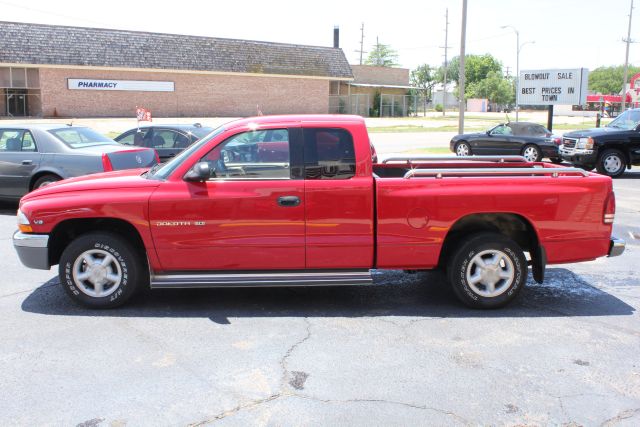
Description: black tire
xmin=521 ymin=144 xmax=542 ymax=162
xmin=32 ymin=174 xmax=61 ymax=190
xmin=596 ymin=149 xmax=627 ymax=178
xmin=550 ymin=158 xmax=563 ymax=164
xmin=59 ymin=232 xmax=147 ymax=308
xmin=454 ymin=141 xmax=472 ymax=156
xmin=447 ymin=232 xmax=527 ymax=309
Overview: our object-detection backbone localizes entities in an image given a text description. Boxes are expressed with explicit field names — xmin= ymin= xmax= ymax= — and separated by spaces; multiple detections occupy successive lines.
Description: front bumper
xmin=559 ymin=145 xmax=597 ymax=164
xmin=13 ymin=231 xmax=50 ymax=270
xmin=609 ymin=237 xmax=626 ymax=257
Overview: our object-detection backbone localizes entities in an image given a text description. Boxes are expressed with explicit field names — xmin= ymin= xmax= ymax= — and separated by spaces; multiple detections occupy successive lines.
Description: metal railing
xmin=403 ymin=167 xmax=589 ymax=179
xmin=382 ymin=155 xmax=529 ymax=164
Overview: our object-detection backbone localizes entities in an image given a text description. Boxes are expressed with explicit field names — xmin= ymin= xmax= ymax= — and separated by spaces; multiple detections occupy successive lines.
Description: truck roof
xmin=223 ymin=114 xmax=366 ymax=130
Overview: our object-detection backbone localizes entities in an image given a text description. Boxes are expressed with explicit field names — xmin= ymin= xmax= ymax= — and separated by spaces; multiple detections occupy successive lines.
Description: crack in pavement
xmin=600 ymin=407 xmax=640 ymax=426
xmin=188 ymin=317 xmax=312 ymax=424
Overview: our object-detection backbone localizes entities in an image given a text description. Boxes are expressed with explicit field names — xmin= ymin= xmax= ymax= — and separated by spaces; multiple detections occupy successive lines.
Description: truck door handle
xmin=21 ymin=160 xmax=33 ymax=165
xmin=277 ymin=196 xmax=301 ymax=207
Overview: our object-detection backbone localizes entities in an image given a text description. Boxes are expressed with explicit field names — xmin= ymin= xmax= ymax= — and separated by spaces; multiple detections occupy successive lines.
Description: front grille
xmin=563 ymin=138 xmax=576 ymax=149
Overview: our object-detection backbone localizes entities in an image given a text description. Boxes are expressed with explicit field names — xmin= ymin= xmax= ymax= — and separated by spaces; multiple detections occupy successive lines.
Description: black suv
xmin=560 ymin=108 xmax=640 ymax=177
xmin=115 ymin=123 xmax=214 ymax=162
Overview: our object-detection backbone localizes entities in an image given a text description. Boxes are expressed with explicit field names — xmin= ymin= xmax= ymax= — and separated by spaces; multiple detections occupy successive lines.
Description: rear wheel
xmin=455 ymin=141 xmax=471 ymax=156
xmin=596 ymin=149 xmax=626 ymax=177
xmin=522 ymin=144 xmax=542 ymax=162
xmin=32 ymin=174 xmax=61 ymax=190
xmin=447 ymin=232 xmax=527 ymax=309
xmin=59 ymin=232 xmax=147 ymax=308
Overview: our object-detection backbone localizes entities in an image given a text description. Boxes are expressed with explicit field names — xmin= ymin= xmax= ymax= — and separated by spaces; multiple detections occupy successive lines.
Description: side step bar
xmin=150 ymin=270 xmax=373 ymax=289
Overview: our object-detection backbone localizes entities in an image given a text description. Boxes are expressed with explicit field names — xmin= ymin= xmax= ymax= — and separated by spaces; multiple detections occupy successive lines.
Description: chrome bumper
xmin=559 ymin=145 xmax=594 ymax=156
xmin=13 ymin=231 xmax=50 ymax=270
xmin=609 ymin=237 xmax=626 ymax=257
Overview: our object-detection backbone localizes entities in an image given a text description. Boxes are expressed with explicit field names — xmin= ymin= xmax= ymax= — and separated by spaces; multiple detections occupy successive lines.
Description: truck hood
xmin=563 ymin=127 xmax=626 ymax=138
xmin=21 ymin=168 xmax=161 ymax=201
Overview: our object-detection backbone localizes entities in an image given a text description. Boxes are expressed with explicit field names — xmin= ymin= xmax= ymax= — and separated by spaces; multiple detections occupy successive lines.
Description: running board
xmin=150 ymin=270 xmax=373 ymax=289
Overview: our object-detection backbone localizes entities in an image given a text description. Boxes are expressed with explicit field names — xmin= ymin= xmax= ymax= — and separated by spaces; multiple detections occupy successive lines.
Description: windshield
xmin=149 ymin=126 xmax=226 ymax=180
xmin=607 ymin=109 xmax=640 ymax=130
xmin=49 ymin=127 xmax=115 ymax=148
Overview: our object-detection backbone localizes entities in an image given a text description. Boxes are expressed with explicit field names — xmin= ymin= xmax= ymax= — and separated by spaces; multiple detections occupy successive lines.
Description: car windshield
xmin=48 ymin=127 xmax=115 ymax=148
xmin=607 ymin=109 xmax=640 ymax=130
xmin=148 ymin=125 xmax=225 ymax=180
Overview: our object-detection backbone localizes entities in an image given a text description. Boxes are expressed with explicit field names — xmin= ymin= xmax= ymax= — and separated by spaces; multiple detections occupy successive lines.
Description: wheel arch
xmin=438 ymin=212 xmax=545 ymax=282
xmin=29 ymin=170 xmax=64 ymax=191
xmin=48 ymin=217 xmax=147 ymax=267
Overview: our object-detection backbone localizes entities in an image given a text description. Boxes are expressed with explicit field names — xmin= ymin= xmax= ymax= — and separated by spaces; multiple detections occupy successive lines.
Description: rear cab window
xmin=303 ymin=128 xmax=356 ymax=179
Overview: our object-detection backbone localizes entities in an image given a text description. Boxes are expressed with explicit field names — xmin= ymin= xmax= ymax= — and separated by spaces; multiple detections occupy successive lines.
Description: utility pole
xmin=458 ymin=0 xmax=467 ymax=134
xmin=357 ymin=22 xmax=365 ymax=65
xmin=622 ymin=0 xmax=634 ymax=112
xmin=441 ymin=8 xmax=450 ymax=116
xmin=504 ymin=66 xmax=511 ymax=77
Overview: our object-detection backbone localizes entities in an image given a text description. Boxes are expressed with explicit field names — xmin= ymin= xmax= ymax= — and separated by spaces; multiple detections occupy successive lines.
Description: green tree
xmin=411 ymin=64 xmax=437 ymax=113
xmin=365 ymin=40 xmax=399 ymax=67
xmin=588 ymin=65 xmax=640 ymax=94
xmin=466 ymin=71 xmax=514 ymax=105
xmin=446 ymin=54 xmax=503 ymax=86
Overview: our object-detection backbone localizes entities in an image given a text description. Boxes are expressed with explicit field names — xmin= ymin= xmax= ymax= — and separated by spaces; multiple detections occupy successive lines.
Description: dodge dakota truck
xmin=13 ymin=115 xmax=625 ymax=309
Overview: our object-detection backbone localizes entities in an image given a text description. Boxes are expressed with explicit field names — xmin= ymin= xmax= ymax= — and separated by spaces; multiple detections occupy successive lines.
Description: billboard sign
xmin=68 ymin=79 xmax=175 ymax=92
xmin=518 ymin=68 xmax=588 ymax=105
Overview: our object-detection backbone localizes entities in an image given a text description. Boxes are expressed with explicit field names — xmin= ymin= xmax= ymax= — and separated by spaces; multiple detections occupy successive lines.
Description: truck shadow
xmin=21 ymin=268 xmax=635 ymax=323
xmin=0 ymin=201 xmax=18 ymax=215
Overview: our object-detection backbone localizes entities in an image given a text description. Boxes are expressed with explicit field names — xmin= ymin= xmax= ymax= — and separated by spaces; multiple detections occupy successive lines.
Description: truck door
xmin=149 ymin=127 xmax=306 ymax=271
xmin=302 ymin=127 xmax=374 ymax=269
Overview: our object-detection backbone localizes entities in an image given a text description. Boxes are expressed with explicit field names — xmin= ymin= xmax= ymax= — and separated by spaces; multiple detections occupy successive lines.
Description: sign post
xmin=518 ymin=68 xmax=589 ymax=131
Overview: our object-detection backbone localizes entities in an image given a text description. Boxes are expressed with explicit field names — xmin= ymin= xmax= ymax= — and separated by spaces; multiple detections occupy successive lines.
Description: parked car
xmin=13 ymin=115 xmax=623 ymax=310
xmin=114 ymin=123 xmax=214 ymax=162
xmin=0 ymin=125 xmax=158 ymax=201
xmin=450 ymin=122 xmax=562 ymax=163
xmin=560 ymin=108 xmax=640 ymax=177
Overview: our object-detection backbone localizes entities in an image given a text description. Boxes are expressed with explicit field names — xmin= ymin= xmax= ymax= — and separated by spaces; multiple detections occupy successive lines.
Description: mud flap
xmin=531 ymin=244 xmax=546 ymax=284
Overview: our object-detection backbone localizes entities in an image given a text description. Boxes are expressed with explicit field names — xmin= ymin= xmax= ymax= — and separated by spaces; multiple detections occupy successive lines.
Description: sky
xmin=1 ymin=0 xmax=638 ymax=75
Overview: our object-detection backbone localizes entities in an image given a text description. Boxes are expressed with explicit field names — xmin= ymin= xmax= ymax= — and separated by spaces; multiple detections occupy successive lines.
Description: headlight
xmin=576 ymin=137 xmax=594 ymax=150
xmin=17 ymin=209 xmax=32 ymax=233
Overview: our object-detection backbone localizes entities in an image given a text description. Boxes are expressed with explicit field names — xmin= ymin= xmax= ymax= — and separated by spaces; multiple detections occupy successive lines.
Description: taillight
xmin=154 ymin=149 xmax=160 ymax=164
xmin=604 ymin=191 xmax=616 ymax=224
xmin=553 ymin=137 xmax=562 ymax=146
xmin=101 ymin=153 xmax=113 ymax=172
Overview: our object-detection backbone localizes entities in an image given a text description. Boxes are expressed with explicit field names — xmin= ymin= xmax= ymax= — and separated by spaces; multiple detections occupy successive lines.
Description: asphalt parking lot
xmin=0 ymin=168 xmax=639 ymax=426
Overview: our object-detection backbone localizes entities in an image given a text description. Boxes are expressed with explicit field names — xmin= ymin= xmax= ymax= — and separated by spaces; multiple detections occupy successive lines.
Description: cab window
xmin=200 ymin=129 xmax=290 ymax=179
xmin=303 ymin=128 xmax=356 ymax=180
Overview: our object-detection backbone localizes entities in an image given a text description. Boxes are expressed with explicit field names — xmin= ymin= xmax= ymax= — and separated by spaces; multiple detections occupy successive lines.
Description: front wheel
xmin=447 ymin=232 xmax=527 ymax=309
xmin=522 ymin=144 xmax=542 ymax=162
xmin=59 ymin=232 xmax=147 ymax=308
xmin=596 ymin=149 xmax=626 ymax=178
xmin=455 ymin=141 xmax=471 ymax=156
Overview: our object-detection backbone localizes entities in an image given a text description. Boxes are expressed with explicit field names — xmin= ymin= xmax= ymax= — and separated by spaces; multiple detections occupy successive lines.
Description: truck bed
xmin=373 ymin=156 xmax=612 ymax=269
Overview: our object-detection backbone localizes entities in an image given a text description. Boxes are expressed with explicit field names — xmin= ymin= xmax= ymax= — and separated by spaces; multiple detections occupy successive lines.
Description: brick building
xmin=0 ymin=21 xmax=353 ymax=118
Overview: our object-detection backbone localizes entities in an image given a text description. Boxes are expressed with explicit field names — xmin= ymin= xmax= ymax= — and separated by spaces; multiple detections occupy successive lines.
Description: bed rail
xmin=403 ymin=167 xmax=589 ymax=179
xmin=382 ymin=155 xmax=529 ymax=164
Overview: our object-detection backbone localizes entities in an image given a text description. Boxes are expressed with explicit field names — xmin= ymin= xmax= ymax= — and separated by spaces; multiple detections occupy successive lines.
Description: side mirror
xmin=184 ymin=162 xmax=213 ymax=182
xmin=486 ymin=130 xmax=492 ymax=136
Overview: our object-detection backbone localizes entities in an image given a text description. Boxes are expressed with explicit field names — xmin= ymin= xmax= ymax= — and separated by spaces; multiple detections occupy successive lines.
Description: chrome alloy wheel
xmin=603 ymin=154 xmax=622 ymax=174
xmin=72 ymin=249 xmax=123 ymax=298
xmin=456 ymin=143 xmax=470 ymax=156
xmin=522 ymin=146 xmax=539 ymax=162
xmin=465 ymin=249 xmax=515 ymax=298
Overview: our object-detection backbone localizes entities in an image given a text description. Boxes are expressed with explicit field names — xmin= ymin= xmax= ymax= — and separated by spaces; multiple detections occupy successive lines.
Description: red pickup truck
xmin=13 ymin=115 xmax=625 ymax=309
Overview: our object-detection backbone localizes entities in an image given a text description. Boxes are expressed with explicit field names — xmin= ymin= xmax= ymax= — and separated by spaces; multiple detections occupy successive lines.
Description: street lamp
xmin=501 ymin=25 xmax=534 ymax=122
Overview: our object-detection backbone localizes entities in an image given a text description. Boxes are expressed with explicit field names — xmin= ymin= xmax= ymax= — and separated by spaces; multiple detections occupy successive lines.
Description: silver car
xmin=0 ymin=124 xmax=158 ymax=201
